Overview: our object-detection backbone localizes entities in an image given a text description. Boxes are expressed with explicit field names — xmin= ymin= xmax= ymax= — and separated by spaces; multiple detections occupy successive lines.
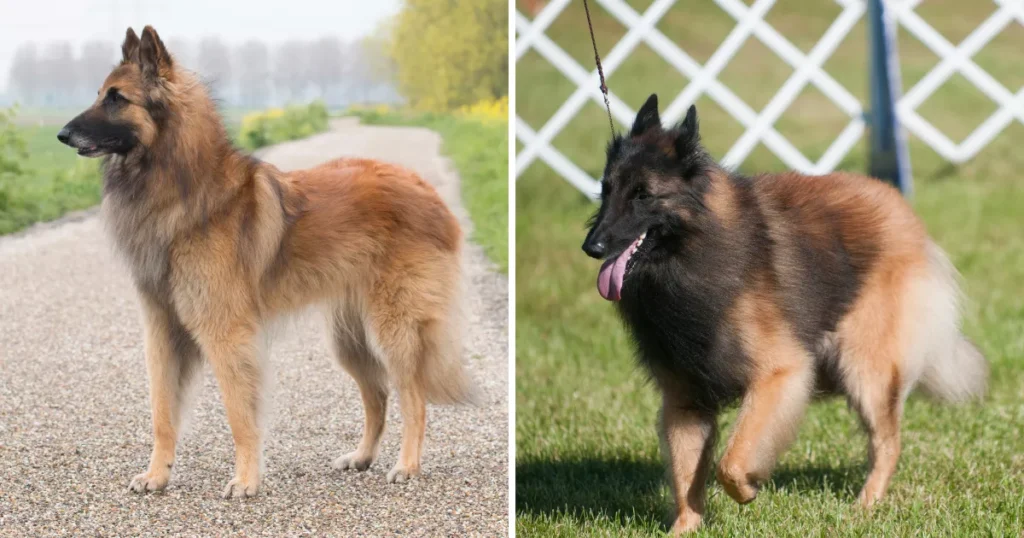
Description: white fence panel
xmin=515 ymin=0 xmax=1024 ymax=198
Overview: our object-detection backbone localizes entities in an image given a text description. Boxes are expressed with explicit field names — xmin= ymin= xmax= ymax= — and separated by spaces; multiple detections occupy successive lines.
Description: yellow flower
xmin=457 ymin=96 xmax=508 ymax=122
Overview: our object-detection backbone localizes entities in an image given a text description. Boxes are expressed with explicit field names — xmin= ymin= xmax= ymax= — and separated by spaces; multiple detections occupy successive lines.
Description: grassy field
xmin=516 ymin=1 xmax=1024 ymax=536
xmin=350 ymin=108 xmax=510 ymax=272
xmin=0 ymin=120 xmax=103 ymax=235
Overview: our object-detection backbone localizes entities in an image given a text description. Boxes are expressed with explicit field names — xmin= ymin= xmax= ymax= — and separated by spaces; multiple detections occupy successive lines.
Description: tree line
xmin=6 ymin=36 xmax=398 ymax=109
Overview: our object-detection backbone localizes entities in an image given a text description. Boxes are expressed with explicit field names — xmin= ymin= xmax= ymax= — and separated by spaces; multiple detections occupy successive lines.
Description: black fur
xmin=583 ymin=94 xmax=877 ymax=412
xmin=62 ymin=112 xmax=138 ymax=156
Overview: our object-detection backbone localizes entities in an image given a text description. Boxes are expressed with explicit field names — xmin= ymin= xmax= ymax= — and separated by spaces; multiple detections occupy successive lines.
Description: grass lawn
xmin=350 ymin=109 xmax=510 ymax=273
xmin=0 ymin=123 xmax=103 ymax=235
xmin=516 ymin=0 xmax=1024 ymax=536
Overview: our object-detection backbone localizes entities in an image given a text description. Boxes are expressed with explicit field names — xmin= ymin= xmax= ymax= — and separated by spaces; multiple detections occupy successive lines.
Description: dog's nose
xmin=582 ymin=239 xmax=607 ymax=259
xmin=57 ymin=127 xmax=71 ymax=145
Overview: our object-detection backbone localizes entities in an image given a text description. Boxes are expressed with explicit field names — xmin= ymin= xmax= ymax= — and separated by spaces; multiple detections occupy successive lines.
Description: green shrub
xmin=0 ymin=109 xmax=103 ymax=235
xmin=0 ymin=106 xmax=28 ymax=209
xmin=238 ymin=101 xmax=330 ymax=150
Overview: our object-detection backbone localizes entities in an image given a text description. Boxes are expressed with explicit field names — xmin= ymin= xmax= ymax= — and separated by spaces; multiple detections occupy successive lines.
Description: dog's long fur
xmin=58 ymin=26 xmax=474 ymax=498
xmin=582 ymin=94 xmax=987 ymax=534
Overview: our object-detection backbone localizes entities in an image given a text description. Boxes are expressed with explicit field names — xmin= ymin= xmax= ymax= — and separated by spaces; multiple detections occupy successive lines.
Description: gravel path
xmin=0 ymin=118 xmax=509 ymax=537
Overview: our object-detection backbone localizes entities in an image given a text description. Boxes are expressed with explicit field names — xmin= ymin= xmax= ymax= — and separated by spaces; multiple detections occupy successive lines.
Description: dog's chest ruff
xmin=101 ymin=196 xmax=174 ymax=299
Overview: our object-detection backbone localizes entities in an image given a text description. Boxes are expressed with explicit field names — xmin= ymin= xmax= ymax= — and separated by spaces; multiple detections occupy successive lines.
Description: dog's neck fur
xmin=100 ymin=67 xmax=259 ymax=299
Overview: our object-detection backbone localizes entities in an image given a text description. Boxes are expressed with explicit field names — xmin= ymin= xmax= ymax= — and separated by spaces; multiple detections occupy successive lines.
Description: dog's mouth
xmin=597 ymin=230 xmax=653 ymax=301
xmin=76 ymin=145 xmax=106 ymax=158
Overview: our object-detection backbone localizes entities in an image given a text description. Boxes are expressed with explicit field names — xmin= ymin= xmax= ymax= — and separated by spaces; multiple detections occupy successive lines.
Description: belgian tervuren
xmin=57 ymin=26 xmax=475 ymax=498
xmin=582 ymin=94 xmax=986 ymax=533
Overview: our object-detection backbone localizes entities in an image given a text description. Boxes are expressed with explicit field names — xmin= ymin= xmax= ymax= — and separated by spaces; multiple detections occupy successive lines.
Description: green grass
xmin=516 ymin=0 xmax=1024 ymax=536
xmin=0 ymin=123 xmax=103 ymax=235
xmin=237 ymin=101 xmax=330 ymax=150
xmin=350 ymin=108 xmax=509 ymax=272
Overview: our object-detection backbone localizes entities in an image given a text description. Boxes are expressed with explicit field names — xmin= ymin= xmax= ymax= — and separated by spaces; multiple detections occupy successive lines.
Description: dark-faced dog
xmin=582 ymin=94 xmax=987 ymax=534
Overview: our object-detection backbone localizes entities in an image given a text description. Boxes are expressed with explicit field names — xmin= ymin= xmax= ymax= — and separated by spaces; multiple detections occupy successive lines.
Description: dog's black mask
xmin=58 ymin=92 xmax=139 ymax=158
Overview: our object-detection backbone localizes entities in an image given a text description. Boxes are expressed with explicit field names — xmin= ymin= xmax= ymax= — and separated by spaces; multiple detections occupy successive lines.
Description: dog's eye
xmin=106 ymin=89 xmax=126 ymax=104
xmin=633 ymin=186 xmax=649 ymax=200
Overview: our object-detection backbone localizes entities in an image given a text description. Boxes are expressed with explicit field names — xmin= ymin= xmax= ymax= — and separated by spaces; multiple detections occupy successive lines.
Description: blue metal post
xmin=867 ymin=0 xmax=912 ymax=196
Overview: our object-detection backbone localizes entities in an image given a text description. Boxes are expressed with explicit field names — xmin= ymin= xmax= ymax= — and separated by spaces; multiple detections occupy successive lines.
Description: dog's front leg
xmin=195 ymin=321 xmax=266 ymax=499
xmin=129 ymin=292 xmax=202 ymax=493
xmin=660 ymin=394 xmax=717 ymax=535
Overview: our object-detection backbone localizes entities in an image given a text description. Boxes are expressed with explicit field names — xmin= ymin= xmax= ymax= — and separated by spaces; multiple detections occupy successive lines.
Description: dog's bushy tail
xmin=913 ymin=242 xmax=988 ymax=403
xmin=419 ymin=280 xmax=481 ymax=406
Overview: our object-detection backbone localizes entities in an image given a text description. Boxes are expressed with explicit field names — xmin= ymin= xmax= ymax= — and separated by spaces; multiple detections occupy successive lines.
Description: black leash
xmin=583 ymin=0 xmax=616 ymax=137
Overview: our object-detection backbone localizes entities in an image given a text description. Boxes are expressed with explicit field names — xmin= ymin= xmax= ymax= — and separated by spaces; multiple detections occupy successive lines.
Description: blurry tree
xmin=354 ymin=20 xmax=398 ymax=100
xmin=8 ymin=44 xmax=40 ymax=105
xmin=165 ymin=37 xmax=193 ymax=70
xmin=309 ymin=37 xmax=344 ymax=106
xmin=79 ymin=41 xmax=115 ymax=96
xmin=345 ymin=40 xmax=373 ymax=104
xmin=236 ymin=40 xmax=270 ymax=108
xmin=42 ymin=42 xmax=76 ymax=107
xmin=196 ymin=37 xmax=233 ymax=100
xmin=390 ymin=0 xmax=507 ymax=111
xmin=274 ymin=40 xmax=309 ymax=103
xmin=3 ymin=33 xmax=399 ymax=109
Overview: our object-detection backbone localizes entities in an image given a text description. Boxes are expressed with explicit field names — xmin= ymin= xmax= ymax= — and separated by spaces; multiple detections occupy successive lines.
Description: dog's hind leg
xmin=328 ymin=307 xmax=389 ymax=472
xmin=128 ymin=293 xmax=202 ymax=494
xmin=658 ymin=385 xmax=717 ymax=535
xmin=367 ymin=311 xmax=428 ymax=484
xmin=836 ymin=266 xmax=915 ymax=508
xmin=717 ymin=340 xmax=814 ymax=504
xmin=845 ymin=365 xmax=902 ymax=508
xmin=838 ymin=316 xmax=904 ymax=507
xmin=390 ymin=373 xmax=427 ymax=484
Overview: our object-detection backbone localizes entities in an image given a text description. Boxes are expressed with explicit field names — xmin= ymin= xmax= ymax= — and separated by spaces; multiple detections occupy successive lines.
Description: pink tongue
xmin=596 ymin=247 xmax=631 ymax=301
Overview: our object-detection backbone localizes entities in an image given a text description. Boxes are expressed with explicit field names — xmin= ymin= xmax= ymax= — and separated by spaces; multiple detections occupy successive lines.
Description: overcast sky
xmin=0 ymin=0 xmax=401 ymax=91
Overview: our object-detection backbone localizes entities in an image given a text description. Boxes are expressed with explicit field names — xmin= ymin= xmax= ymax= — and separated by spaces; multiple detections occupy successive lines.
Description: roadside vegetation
xmin=0 ymin=108 xmax=101 ymax=234
xmin=237 ymin=101 xmax=329 ymax=150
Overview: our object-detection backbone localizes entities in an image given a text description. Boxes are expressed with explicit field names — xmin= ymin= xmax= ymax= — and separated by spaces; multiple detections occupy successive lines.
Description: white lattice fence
xmin=516 ymin=0 xmax=1024 ymax=199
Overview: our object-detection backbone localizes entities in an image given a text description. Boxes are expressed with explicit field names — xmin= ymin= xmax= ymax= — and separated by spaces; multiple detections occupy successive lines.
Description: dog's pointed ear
xmin=674 ymin=104 xmax=701 ymax=157
xmin=121 ymin=28 xmax=140 ymax=64
xmin=681 ymin=104 xmax=698 ymax=137
xmin=631 ymin=94 xmax=661 ymax=136
xmin=139 ymin=25 xmax=173 ymax=80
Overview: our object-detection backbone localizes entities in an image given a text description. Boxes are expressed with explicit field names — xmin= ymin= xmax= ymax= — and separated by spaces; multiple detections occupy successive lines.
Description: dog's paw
xmin=332 ymin=451 xmax=374 ymax=472
xmin=221 ymin=476 xmax=260 ymax=499
xmin=386 ymin=464 xmax=420 ymax=484
xmin=857 ymin=486 xmax=883 ymax=508
xmin=670 ymin=512 xmax=703 ymax=535
xmin=717 ymin=464 xmax=760 ymax=504
xmin=128 ymin=470 xmax=169 ymax=494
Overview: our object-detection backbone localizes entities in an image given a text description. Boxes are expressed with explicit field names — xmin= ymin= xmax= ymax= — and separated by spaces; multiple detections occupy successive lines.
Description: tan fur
xmin=702 ymin=169 xmax=737 ymax=227
xmin=79 ymin=27 xmax=473 ymax=498
xmin=717 ymin=284 xmax=815 ymax=504
xmin=657 ymin=380 xmax=716 ymax=535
